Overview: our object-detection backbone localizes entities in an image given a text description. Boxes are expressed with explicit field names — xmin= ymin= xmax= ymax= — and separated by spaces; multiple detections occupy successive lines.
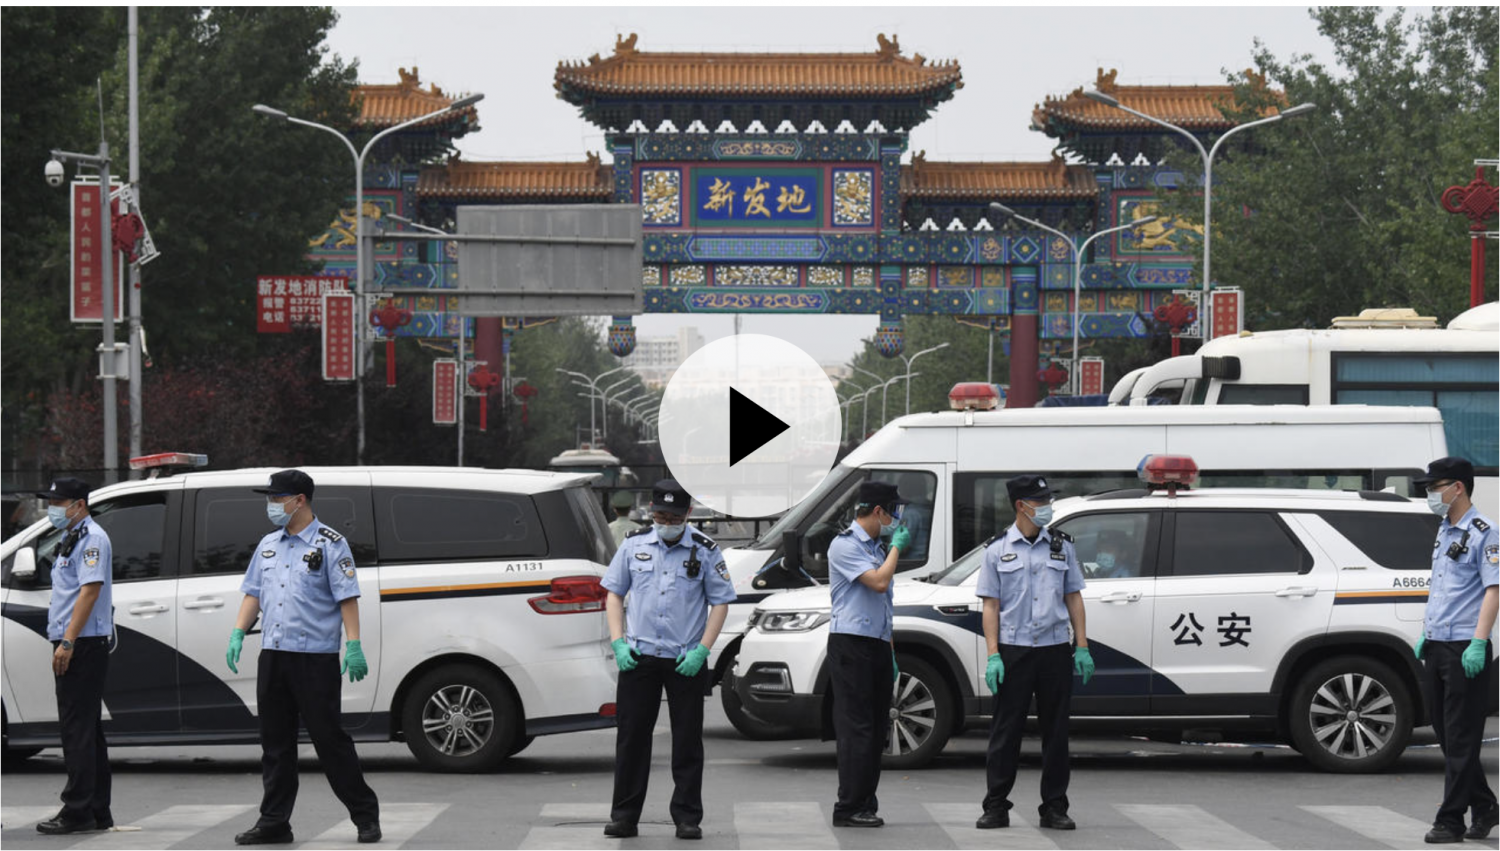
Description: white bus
xmin=1120 ymin=302 xmax=1498 ymax=516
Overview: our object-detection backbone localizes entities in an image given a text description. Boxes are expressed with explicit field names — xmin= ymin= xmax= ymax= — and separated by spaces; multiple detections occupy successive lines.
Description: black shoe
xmin=1468 ymin=807 xmax=1500 ymax=840
xmin=1424 ymin=824 xmax=1464 ymax=844
xmin=36 ymin=813 xmax=97 ymax=835
xmin=234 ymin=825 xmax=295 ymax=845
xmin=975 ymin=810 xmax=1010 ymax=829
xmin=675 ymin=823 xmax=702 ymax=840
xmin=357 ymin=822 xmax=382 ymax=843
xmin=1039 ymin=809 xmax=1076 ymax=831
xmin=93 ymin=812 xmax=114 ymax=831
xmin=603 ymin=821 xmax=638 ymax=838
xmin=832 ymin=811 xmax=884 ymax=828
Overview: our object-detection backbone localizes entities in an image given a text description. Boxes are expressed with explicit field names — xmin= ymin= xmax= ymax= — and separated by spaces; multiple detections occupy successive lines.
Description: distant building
xmin=622 ymin=326 xmax=705 ymax=386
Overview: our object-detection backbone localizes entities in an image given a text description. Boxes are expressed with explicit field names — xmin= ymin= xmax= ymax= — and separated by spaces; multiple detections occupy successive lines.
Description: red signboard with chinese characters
xmin=257 ymin=276 xmax=350 ymax=333
xmin=322 ymin=292 xmax=356 ymax=381
xmin=1210 ymin=287 xmax=1244 ymax=339
xmin=1079 ymin=357 xmax=1106 ymax=396
xmin=432 ymin=359 xmax=458 ymax=425
xmin=71 ymin=180 xmax=125 ymax=323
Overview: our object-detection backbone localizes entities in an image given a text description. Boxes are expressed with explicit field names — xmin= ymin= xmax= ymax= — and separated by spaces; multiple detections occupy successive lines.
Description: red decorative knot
xmin=467 ymin=364 xmax=502 ymax=393
xmin=512 ymin=380 xmax=539 ymax=426
xmin=1154 ymin=297 xmax=1198 ymax=334
xmin=1441 ymin=167 xmax=1499 ymax=231
xmin=112 ymin=212 xmax=146 ymax=263
xmin=1037 ymin=362 xmax=1070 ymax=391
xmin=369 ymin=301 xmax=414 ymax=337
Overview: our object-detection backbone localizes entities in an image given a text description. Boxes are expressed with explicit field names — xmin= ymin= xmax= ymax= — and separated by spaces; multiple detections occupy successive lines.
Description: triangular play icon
xmin=729 ymin=387 xmax=790 ymax=466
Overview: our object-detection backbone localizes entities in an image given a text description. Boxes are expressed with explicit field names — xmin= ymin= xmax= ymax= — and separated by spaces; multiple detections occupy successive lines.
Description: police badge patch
xmin=262 ymin=549 xmax=277 ymax=558
xmin=340 ymin=557 xmax=356 ymax=577
xmin=1487 ymin=544 xmax=1498 ymax=565
xmin=83 ymin=548 xmax=100 ymax=568
xmin=1000 ymin=553 xmax=1018 ymax=562
xmin=634 ymin=552 xmax=652 ymax=561
xmin=715 ymin=562 xmax=730 ymax=580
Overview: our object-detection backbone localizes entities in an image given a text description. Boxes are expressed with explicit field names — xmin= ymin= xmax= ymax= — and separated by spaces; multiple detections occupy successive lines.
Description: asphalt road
xmin=1 ymin=705 xmax=1495 ymax=850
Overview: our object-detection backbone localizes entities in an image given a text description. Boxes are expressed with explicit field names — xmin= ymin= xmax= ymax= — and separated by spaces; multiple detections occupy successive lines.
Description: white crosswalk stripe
xmin=69 ymin=804 xmax=254 ymax=849
xmin=296 ymin=802 xmax=448 ymax=849
xmin=1116 ymin=803 xmax=1277 ymax=849
xmin=735 ymin=801 xmax=838 ymax=849
xmin=519 ymin=802 xmax=620 ymax=850
xmin=1 ymin=807 xmax=65 ymax=830
xmin=924 ymin=802 xmax=1059 ymax=849
xmin=1302 ymin=805 xmax=1434 ymax=848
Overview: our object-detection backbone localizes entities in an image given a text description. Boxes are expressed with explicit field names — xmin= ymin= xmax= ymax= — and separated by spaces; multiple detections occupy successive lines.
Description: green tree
xmin=1158 ymin=6 xmax=1497 ymax=329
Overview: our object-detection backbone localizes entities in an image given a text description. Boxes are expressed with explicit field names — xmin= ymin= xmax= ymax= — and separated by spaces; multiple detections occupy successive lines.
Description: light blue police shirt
xmin=976 ymin=524 xmax=1086 ymax=647
xmin=47 ymin=517 xmax=114 ymax=641
xmin=1424 ymin=506 xmax=1500 ymax=642
xmin=239 ymin=517 xmax=361 ymax=654
xmin=602 ymin=525 xmax=736 ymax=659
xmin=827 ymin=521 xmax=894 ymax=642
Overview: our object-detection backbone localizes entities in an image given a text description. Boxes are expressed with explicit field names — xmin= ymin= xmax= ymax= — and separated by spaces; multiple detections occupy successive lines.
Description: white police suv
xmin=731 ymin=456 xmax=1491 ymax=773
xmin=2 ymin=460 xmax=619 ymax=772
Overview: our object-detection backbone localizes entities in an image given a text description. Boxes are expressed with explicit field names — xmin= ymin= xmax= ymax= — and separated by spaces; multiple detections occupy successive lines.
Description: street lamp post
xmin=878 ymin=374 xmax=912 ymax=426
xmin=556 ymin=365 xmax=629 ymax=445
xmin=253 ymin=92 xmax=484 ymax=465
xmin=1082 ymin=90 xmax=1315 ymax=299
xmin=599 ymin=375 xmax=640 ymax=440
xmin=991 ymin=202 xmax=1155 ymax=394
xmin=899 ymin=342 xmax=949 ymax=415
xmin=858 ymin=385 xmax=881 ymax=436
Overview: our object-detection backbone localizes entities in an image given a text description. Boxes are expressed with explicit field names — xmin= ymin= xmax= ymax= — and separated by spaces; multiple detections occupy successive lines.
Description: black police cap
xmin=252 ymin=469 xmax=315 ymax=498
xmin=37 ymin=476 xmax=91 ymax=501
xmin=857 ymin=480 xmax=908 ymax=512
xmin=1006 ymin=474 xmax=1055 ymax=506
xmin=650 ymin=479 xmax=692 ymax=514
xmin=1414 ymin=457 xmax=1475 ymax=490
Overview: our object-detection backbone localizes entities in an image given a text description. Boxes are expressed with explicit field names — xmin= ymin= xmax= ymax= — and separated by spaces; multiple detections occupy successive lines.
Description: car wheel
xmin=1288 ymin=655 xmax=1413 ymax=773
xmin=506 ymin=734 xmax=535 ymax=757
xmin=720 ymin=682 xmax=800 ymax=740
xmin=882 ymin=655 xmax=955 ymax=770
xmin=401 ymin=664 xmax=519 ymax=773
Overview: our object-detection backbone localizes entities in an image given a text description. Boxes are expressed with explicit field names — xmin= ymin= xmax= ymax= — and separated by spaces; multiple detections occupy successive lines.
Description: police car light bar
xmin=1139 ymin=454 xmax=1199 ymax=493
xmin=949 ymin=382 xmax=1000 ymax=411
xmin=528 ymin=575 xmax=608 ymax=615
xmin=128 ymin=452 xmax=209 ymax=477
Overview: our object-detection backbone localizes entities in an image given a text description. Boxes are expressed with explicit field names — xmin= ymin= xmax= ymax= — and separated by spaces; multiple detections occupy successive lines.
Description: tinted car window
xmin=192 ymin=487 xmax=374 ymax=576
xmin=1054 ymin=512 xmax=1152 ymax=580
xmin=92 ymin=493 xmax=170 ymax=582
xmin=563 ymin=485 xmax=615 ymax=564
xmin=374 ymin=488 xmax=547 ymax=562
xmin=1317 ymin=510 xmax=1441 ymax=571
xmin=953 ymin=471 xmax=1141 ymax=556
xmin=1170 ymin=511 xmax=1311 ymax=576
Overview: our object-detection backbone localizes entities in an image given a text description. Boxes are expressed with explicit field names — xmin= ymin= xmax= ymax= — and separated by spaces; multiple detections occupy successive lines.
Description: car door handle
xmin=1099 ymin=591 xmax=1141 ymax=603
xmin=1275 ymin=586 xmax=1318 ymax=597
xmin=128 ymin=603 xmax=169 ymax=615
xmin=182 ymin=598 xmax=225 ymax=610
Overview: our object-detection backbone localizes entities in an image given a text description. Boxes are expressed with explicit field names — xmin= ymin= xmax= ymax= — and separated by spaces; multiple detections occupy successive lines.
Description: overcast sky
xmin=327 ymin=5 xmax=1338 ymax=365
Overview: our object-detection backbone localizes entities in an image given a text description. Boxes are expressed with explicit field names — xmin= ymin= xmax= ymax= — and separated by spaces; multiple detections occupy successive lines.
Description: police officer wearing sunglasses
xmin=602 ymin=479 xmax=735 ymax=841
xmin=1413 ymin=457 xmax=1498 ymax=844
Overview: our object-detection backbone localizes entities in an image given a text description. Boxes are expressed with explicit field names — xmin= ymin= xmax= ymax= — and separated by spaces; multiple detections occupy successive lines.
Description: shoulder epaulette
xmin=691 ymin=530 xmax=718 ymax=550
xmin=625 ymin=526 xmax=652 ymax=539
xmin=836 ymin=528 xmax=855 ymax=537
xmin=316 ymin=525 xmax=345 ymax=543
xmin=1053 ymin=529 xmax=1073 ymax=543
xmin=1474 ymin=518 xmax=1491 ymax=532
xmin=983 ymin=534 xmax=1002 ymax=547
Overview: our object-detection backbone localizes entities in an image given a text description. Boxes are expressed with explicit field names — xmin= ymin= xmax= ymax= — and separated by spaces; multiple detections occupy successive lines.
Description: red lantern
xmin=1037 ymin=362 xmax=1070 ymax=393
xmin=112 ymin=212 xmax=146 ymax=263
xmin=369 ymin=300 xmax=414 ymax=387
xmin=1154 ymin=297 xmax=1198 ymax=357
xmin=467 ymin=364 xmax=503 ymax=431
xmin=512 ymin=380 xmax=539 ymax=426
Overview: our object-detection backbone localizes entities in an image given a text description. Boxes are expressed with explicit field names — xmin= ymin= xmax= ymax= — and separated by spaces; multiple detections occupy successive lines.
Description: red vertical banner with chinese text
xmin=70 ymin=180 xmax=125 ymax=323
xmin=322 ymin=292 xmax=356 ymax=381
xmin=432 ymin=359 xmax=458 ymax=425
xmin=1210 ymin=287 xmax=1243 ymax=339
xmin=1079 ymin=357 xmax=1105 ymax=396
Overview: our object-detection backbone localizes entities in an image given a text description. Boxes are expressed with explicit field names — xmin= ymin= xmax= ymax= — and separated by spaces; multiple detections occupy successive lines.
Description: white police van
xmin=731 ymin=456 xmax=1496 ymax=773
xmin=1 ymin=461 xmax=619 ymax=772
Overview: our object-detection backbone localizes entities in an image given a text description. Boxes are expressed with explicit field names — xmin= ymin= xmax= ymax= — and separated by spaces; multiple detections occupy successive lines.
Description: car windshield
xmin=747 ymin=465 xmax=853 ymax=548
xmin=929 ymin=544 xmax=988 ymax=586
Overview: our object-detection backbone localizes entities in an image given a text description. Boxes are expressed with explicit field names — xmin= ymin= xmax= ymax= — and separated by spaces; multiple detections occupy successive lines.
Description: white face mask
xmin=654 ymin=522 xmax=686 ymax=541
xmin=267 ymin=498 xmax=296 ymax=527
xmin=1427 ymin=484 xmax=1455 ymax=517
xmin=1028 ymin=502 xmax=1054 ymax=528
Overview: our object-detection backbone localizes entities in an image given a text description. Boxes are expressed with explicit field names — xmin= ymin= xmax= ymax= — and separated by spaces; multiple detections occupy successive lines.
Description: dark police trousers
xmin=983 ymin=642 xmax=1073 ymax=816
xmin=828 ymin=633 xmax=893 ymax=820
xmin=255 ymin=650 xmax=379 ymax=829
xmin=54 ymin=636 xmax=111 ymax=822
xmin=1423 ymin=640 xmax=1498 ymax=830
xmin=611 ymin=655 xmax=710 ymax=826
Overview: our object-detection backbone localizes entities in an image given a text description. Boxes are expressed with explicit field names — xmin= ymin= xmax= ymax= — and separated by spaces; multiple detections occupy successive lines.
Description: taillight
xmin=599 ymin=703 xmax=617 ymax=717
xmin=528 ymin=575 xmax=608 ymax=614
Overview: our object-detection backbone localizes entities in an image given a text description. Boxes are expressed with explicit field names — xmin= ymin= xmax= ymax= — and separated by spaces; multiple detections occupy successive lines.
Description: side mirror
xmin=12 ymin=547 xmax=36 ymax=581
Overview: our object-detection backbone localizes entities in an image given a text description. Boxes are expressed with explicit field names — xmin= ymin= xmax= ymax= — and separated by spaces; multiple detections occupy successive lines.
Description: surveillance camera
xmin=44 ymin=159 xmax=65 ymax=188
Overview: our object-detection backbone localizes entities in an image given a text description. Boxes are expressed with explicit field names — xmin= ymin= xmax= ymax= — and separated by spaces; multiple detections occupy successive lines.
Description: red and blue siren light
xmin=949 ymin=382 xmax=1000 ymax=411
xmin=1138 ymin=455 xmax=1199 ymax=490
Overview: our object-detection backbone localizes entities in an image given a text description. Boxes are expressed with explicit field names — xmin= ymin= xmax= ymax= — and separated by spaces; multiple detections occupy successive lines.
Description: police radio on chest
xmin=685 ymin=546 xmax=702 ymax=579
xmin=304 ymin=550 xmax=323 ymax=572
xmin=1446 ymin=529 xmax=1470 ymax=561
xmin=57 ymin=528 xmax=83 ymax=559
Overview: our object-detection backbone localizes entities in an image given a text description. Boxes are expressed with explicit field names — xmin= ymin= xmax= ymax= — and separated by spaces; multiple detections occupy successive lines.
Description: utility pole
xmin=127 ymin=6 xmax=144 ymax=476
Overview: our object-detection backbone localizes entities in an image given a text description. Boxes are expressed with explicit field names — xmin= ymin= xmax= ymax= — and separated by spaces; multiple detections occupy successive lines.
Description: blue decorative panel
xmin=1009 ymin=237 xmax=1041 ymax=265
xmin=690 ymin=236 xmax=825 ymax=262
xmin=687 ymin=290 xmax=829 ymax=312
xmin=690 ymin=168 xmax=821 ymax=227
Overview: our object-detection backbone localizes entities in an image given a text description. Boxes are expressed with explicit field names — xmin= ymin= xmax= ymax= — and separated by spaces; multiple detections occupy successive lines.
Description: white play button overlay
xmin=658 ymin=334 xmax=841 ymax=518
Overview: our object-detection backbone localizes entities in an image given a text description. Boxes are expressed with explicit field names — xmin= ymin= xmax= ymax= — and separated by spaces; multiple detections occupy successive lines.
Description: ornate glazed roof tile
xmin=355 ymin=67 xmax=480 ymax=130
xmin=417 ymin=154 xmax=612 ymax=200
xmin=1032 ymin=67 xmax=1282 ymax=136
xmin=902 ymin=153 xmax=1097 ymax=200
xmin=555 ymin=33 xmax=962 ymax=100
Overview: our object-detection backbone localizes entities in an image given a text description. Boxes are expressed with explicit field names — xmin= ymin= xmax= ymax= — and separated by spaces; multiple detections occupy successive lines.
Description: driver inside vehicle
xmin=1089 ymin=529 xmax=1139 ymax=579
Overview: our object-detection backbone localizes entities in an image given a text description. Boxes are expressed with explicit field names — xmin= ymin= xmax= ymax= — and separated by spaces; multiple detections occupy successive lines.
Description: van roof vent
xmin=1329 ymin=308 xmax=1439 ymax=329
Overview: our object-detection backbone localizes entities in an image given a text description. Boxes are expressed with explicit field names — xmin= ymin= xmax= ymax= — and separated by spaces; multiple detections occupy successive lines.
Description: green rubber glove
xmin=226 ymin=628 xmax=244 ymax=674
xmin=892 ymin=650 xmax=900 ymax=682
xmin=985 ymin=653 xmax=1004 ymax=694
xmin=1074 ymin=646 xmax=1095 ymax=685
xmin=1462 ymin=638 xmax=1489 ymax=678
xmin=674 ymin=643 xmax=710 ymax=677
xmin=1414 ymin=636 xmax=1426 ymax=660
xmin=341 ymin=639 xmax=368 ymax=682
xmin=889 ymin=525 xmax=913 ymax=555
xmin=612 ymin=638 xmax=638 ymax=672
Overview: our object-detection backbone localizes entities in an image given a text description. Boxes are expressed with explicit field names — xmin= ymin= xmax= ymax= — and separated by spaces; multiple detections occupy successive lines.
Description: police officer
xmin=35 ymin=477 xmax=114 ymax=835
xmin=608 ymin=490 xmax=641 ymax=547
xmin=825 ymin=480 xmax=911 ymax=829
xmin=601 ymin=479 xmax=735 ymax=840
xmin=1413 ymin=457 xmax=1498 ymax=843
xmin=975 ymin=475 xmax=1092 ymax=831
xmin=226 ymin=470 xmax=381 ymax=845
